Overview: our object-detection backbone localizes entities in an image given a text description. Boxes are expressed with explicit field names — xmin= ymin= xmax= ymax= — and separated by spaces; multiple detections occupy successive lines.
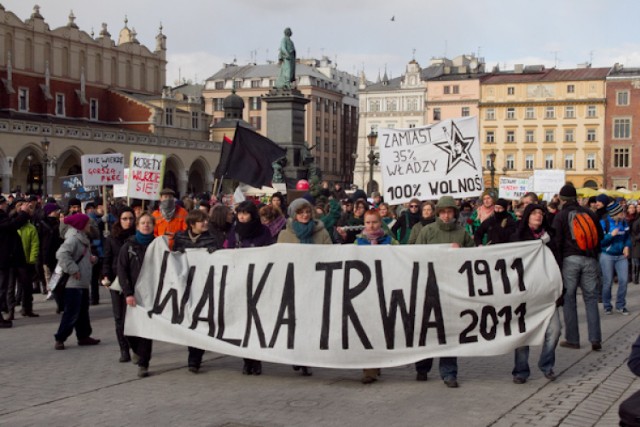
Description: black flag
xmin=214 ymin=125 xmax=286 ymax=188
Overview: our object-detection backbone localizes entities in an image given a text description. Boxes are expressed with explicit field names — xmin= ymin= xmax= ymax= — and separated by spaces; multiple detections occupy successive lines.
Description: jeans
xmin=54 ymin=288 xmax=92 ymax=342
xmin=415 ymin=357 xmax=458 ymax=380
xmin=561 ymin=255 xmax=601 ymax=345
xmin=600 ymin=253 xmax=629 ymax=311
xmin=513 ymin=308 xmax=562 ymax=378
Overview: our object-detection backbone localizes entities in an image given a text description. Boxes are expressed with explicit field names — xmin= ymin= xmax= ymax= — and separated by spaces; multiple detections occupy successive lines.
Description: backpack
xmin=568 ymin=210 xmax=599 ymax=251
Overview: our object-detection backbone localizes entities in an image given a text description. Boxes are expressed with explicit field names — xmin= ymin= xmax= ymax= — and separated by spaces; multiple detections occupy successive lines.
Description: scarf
xmin=530 ymin=227 xmax=545 ymax=240
xmin=420 ymin=217 xmax=435 ymax=227
xmin=135 ymin=230 xmax=155 ymax=246
xmin=159 ymin=198 xmax=176 ymax=221
xmin=476 ymin=204 xmax=495 ymax=223
xmin=361 ymin=228 xmax=386 ymax=244
xmin=266 ymin=215 xmax=287 ymax=237
xmin=235 ymin=217 xmax=262 ymax=240
xmin=292 ymin=220 xmax=315 ymax=244
xmin=188 ymin=230 xmax=202 ymax=244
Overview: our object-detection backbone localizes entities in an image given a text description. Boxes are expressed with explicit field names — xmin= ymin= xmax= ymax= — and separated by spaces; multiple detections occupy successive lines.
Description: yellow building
xmin=479 ymin=66 xmax=610 ymax=190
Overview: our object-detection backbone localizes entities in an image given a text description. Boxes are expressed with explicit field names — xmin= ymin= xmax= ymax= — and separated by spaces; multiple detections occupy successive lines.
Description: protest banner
xmin=80 ymin=153 xmax=125 ymax=186
xmin=128 ymin=152 xmax=165 ymax=200
xmin=59 ymin=174 xmax=100 ymax=206
xmin=499 ymin=177 xmax=532 ymax=200
xmin=113 ymin=168 xmax=129 ymax=198
xmin=533 ymin=169 xmax=565 ymax=193
xmin=378 ymin=117 xmax=483 ymax=205
xmin=125 ymin=239 xmax=561 ymax=368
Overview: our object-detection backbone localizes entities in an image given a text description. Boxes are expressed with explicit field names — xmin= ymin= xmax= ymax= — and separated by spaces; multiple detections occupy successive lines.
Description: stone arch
xmin=13 ymin=143 xmax=46 ymax=194
xmin=583 ymin=179 xmax=598 ymax=189
xmin=187 ymin=157 xmax=212 ymax=196
xmin=56 ymin=146 xmax=84 ymax=177
xmin=164 ymin=155 xmax=185 ymax=197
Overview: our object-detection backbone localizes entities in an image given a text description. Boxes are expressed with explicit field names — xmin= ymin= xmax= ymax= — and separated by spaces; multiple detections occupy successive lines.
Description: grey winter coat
xmin=56 ymin=227 xmax=91 ymax=289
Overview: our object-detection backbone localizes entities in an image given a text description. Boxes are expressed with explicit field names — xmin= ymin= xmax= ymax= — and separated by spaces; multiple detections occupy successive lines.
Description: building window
xmin=55 ymin=93 xmax=65 ymax=116
xmin=506 ymin=130 xmax=515 ymax=143
xmin=613 ymin=118 xmax=631 ymax=139
xmin=250 ymin=116 xmax=262 ymax=130
xmin=485 ymin=108 xmax=496 ymax=120
xmin=505 ymin=154 xmax=515 ymax=170
xmin=214 ymin=98 xmax=224 ymax=111
xmin=545 ymin=129 xmax=554 ymax=142
xmin=408 ymin=123 xmax=416 ymax=128
xmin=486 ymin=131 xmax=495 ymax=143
xmin=525 ymin=130 xmax=535 ymax=143
xmin=545 ymin=106 xmax=555 ymax=119
xmin=525 ymin=107 xmax=535 ymax=119
xmin=565 ymin=154 xmax=575 ymax=170
xmin=191 ymin=112 xmax=199 ymax=129
xmin=315 ymin=116 xmax=321 ymax=130
xmin=587 ymin=105 xmax=597 ymax=117
xmin=18 ymin=88 xmax=29 ymax=111
xmin=387 ymin=98 xmax=397 ymax=111
xmin=233 ymin=80 xmax=242 ymax=89
xmin=617 ymin=90 xmax=630 ymax=106
xmin=324 ymin=118 xmax=329 ymax=132
xmin=369 ymin=100 xmax=380 ymax=112
xmin=567 ymin=84 xmax=575 ymax=93
xmin=545 ymin=154 xmax=554 ymax=169
xmin=565 ymin=106 xmax=575 ymax=118
xmin=251 ymin=80 xmax=261 ymax=88
xmin=525 ymin=154 xmax=534 ymax=170
xmin=215 ymin=81 xmax=224 ymax=90
xmin=444 ymin=86 xmax=450 ymax=94
xmin=587 ymin=129 xmax=597 ymax=142
xmin=507 ymin=86 xmax=515 ymax=95
xmin=324 ymin=99 xmax=330 ymax=113
xmin=90 ymin=99 xmax=98 ymax=120
xmin=485 ymin=154 xmax=494 ymax=169
xmin=613 ymin=147 xmax=631 ymax=168
xmin=564 ymin=129 xmax=575 ymax=142
xmin=406 ymin=98 xmax=418 ymax=111
xmin=250 ymin=97 xmax=261 ymax=110
xmin=452 ymin=85 xmax=459 ymax=94
xmin=461 ymin=107 xmax=470 ymax=117
xmin=433 ymin=108 xmax=441 ymax=121
xmin=165 ymin=107 xmax=173 ymax=126
xmin=586 ymin=153 xmax=596 ymax=170
xmin=506 ymin=107 xmax=516 ymax=119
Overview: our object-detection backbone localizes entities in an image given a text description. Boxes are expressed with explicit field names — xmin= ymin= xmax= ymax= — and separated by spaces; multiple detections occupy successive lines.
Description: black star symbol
xmin=434 ymin=122 xmax=477 ymax=174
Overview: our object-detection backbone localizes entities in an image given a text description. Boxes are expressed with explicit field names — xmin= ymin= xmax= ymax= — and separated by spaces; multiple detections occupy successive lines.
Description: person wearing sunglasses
xmin=391 ymin=198 xmax=422 ymax=244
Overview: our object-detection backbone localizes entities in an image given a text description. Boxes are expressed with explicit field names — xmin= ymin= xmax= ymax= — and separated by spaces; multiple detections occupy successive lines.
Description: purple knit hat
xmin=64 ymin=213 xmax=90 ymax=231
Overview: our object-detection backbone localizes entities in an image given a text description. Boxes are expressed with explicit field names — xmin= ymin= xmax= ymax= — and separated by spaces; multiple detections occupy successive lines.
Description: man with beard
xmin=152 ymin=188 xmax=187 ymax=249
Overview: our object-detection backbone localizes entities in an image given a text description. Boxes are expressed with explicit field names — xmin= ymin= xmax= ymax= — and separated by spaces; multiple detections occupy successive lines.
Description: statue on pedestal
xmin=275 ymin=28 xmax=296 ymax=89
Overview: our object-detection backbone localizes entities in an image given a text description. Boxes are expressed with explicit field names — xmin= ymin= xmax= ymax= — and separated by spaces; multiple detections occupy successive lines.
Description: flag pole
xmin=216 ymin=123 xmax=240 ymax=199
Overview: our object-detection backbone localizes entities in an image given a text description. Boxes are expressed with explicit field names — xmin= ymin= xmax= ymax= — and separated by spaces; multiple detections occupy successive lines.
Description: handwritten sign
xmin=378 ymin=117 xmax=483 ymax=204
xmin=128 ymin=152 xmax=165 ymax=200
xmin=499 ymin=177 xmax=532 ymax=200
xmin=533 ymin=169 xmax=565 ymax=193
xmin=113 ymin=168 xmax=129 ymax=198
xmin=81 ymin=153 xmax=125 ymax=186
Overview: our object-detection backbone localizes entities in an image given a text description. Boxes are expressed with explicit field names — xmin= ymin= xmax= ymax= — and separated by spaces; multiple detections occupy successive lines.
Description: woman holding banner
xmin=118 ymin=213 xmax=156 ymax=378
xmin=224 ymin=201 xmax=274 ymax=375
xmin=277 ymin=198 xmax=332 ymax=376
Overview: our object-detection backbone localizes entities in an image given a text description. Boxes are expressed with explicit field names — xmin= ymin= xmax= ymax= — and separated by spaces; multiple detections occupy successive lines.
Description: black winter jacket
xmin=173 ymin=230 xmax=220 ymax=252
xmin=117 ymin=236 xmax=151 ymax=298
xmin=552 ymin=201 xmax=603 ymax=263
xmin=0 ymin=210 xmax=29 ymax=268
xmin=102 ymin=229 xmax=135 ymax=281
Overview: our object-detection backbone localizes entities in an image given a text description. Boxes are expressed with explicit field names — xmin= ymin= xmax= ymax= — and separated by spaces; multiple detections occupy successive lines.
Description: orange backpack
xmin=568 ymin=210 xmax=599 ymax=251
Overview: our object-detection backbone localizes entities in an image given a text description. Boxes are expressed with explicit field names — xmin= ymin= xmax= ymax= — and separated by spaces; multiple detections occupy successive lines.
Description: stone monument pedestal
xmin=263 ymin=88 xmax=310 ymax=183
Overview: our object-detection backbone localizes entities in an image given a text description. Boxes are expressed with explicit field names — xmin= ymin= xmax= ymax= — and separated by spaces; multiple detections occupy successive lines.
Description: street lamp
xmin=41 ymin=137 xmax=50 ymax=197
xmin=366 ymin=127 xmax=379 ymax=195
xmin=489 ymin=150 xmax=496 ymax=191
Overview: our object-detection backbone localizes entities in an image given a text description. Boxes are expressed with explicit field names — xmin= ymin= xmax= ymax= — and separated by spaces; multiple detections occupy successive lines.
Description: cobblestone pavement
xmin=0 ymin=285 xmax=638 ymax=427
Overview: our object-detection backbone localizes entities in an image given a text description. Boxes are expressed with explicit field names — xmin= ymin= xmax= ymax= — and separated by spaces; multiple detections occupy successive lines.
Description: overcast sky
xmin=5 ymin=0 xmax=640 ymax=86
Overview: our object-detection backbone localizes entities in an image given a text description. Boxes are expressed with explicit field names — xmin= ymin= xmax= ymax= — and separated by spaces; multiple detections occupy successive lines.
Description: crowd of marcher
xmin=0 ymin=180 xmax=637 ymax=389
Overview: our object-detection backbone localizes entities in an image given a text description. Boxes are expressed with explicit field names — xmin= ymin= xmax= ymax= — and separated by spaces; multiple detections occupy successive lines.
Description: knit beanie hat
xmin=495 ymin=198 xmax=510 ymax=210
xmin=606 ymin=201 xmax=624 ymax=217
xmin=482 ymin=189 xmax=496 ymax=201
xmin=64 ymin=213 xmax=90 ymax=231
xmin=288 ymin=198 xmax=312 ymax=218
xmin=68 ymin=197 xmax=81 ymax=209
xmin=43 ymin=203 xmax=61 ymax=216
xmin=558 ymin=185 xmax=577 ymax=201
xmin=596 ymin=193 xmax=610 ymax=205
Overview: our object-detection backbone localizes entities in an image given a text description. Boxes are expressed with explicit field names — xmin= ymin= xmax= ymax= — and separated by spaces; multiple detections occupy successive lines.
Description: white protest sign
xmin=378 ymin=117 xmax=483 ymax=204
xmin=80 ymin=153 xmax=125 ymax=186
xmin=533 ymin=169 xmax=565 ymax=193
xmin=128 ymin=152 xmax=165 ymax=200
xmin=113 ymin=168 xmax=129 ymax=198
xmin=125 ymin=239 xmax=561 ymax=368
xmin=499 ymin=177 xmax=532 ymax=200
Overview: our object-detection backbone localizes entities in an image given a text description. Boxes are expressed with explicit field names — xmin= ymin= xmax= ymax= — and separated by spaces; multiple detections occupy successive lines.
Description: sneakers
xmin=604 ymin=308 xmax=612 ymax=315
xmin=54 ymin=341 xmax=65 ymax=350
xmin=444 ymin=378 xmax=459 ymax=388
xmin=617 ymin=308 xmax=630 ymax=315
xmin=559 ymin=341 xmax=580 ymax=350
xmin=591 ymin=341 xmax=602 ymax=351
xmin=77 ymin=337 xmax=101 ymax=346
xmin=544 ymin=371 xmax=557 ymax=381
xmin=137 ymin=366 xmax=149 ymax=378
xmin=513 ymin=376 xmax=527 ymax=384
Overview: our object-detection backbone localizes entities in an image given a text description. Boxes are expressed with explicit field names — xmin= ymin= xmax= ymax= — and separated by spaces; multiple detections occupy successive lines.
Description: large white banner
xmin=125 ymin=239 xmax=561 ymax=369
xmin=378 ymin=116 xmax=483 ymax=205
xmin=80 ymin=153 xmax=125 ymax=186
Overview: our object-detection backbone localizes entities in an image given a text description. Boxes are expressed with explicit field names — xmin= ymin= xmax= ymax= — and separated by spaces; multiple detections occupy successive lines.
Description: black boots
xmin=242 ymin=359 xmax=262 ymax=375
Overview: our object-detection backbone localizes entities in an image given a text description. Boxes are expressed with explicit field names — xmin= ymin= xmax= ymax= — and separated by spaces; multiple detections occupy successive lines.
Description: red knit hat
xmin=64 ymin=213 xmax=90 ymax=231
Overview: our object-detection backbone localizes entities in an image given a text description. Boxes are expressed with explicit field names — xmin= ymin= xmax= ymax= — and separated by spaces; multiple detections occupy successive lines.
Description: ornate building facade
xmin=0 ymin=5 xmax=215 ymax=197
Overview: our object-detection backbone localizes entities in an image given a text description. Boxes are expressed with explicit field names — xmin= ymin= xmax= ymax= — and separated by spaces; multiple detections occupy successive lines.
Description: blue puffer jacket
xmin=600 ymin=216 xmax=631 ymax=256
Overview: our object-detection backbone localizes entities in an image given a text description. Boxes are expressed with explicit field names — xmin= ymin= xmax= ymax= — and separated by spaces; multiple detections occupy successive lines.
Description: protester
xmin=118 ymin=213 xmax=156 ymax=378
xmin=392 ymin=198 xmax=421 ymax=244
xmin=378 ymin=202 xmax=396 ymax=229
xmin=209 ymin=204 xmax=232 ymax=246
xmin=414 ymin=196 xmax=475 ymax=387
xmin=511 ymin=204 xmax=562 ymax=383
xmin=552 ymin=184 xmax=603 ymax=351
xmin=277 ymin=198 xmax=332 ymax=376
xmin=408 ymin=201 xmax=435 ymax=245
xmin=38 ymin=203 xmax=63 ymax=299
xmin=270 ymin=192 xmax=287 ymax=217
xmin=224 ymin=201 xmax=274 ymax=375
xmin=15 ymin=198 xmax=40 ymax=317
xmin=600 ymin=200 xmax=632 ymax=315
xmin=466 ymin=190 xmax=496 ymax=239
xmin=354 ymin=208 xmax=398 ymax=384
xmin=473 ymin=198 xmax=517 ymax=246
xmin=259 ymin=204 xmax=286 ymax=239
xmin=54 ymin=213 xmax=101 ymax=350
xmin=336 ymin=199 xmax=368 ymax=244
xmin=153 ymin=188 xmax=187 ymax=249
xmin=594 ymin=193 xmax=609 ymax=221
xmin=102 ymin=207 xmax=136 ymax=363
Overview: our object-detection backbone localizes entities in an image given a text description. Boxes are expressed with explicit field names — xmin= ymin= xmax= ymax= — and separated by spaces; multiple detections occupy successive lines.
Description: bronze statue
xmin=276 ymin=28 xmax=296 ymax=89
